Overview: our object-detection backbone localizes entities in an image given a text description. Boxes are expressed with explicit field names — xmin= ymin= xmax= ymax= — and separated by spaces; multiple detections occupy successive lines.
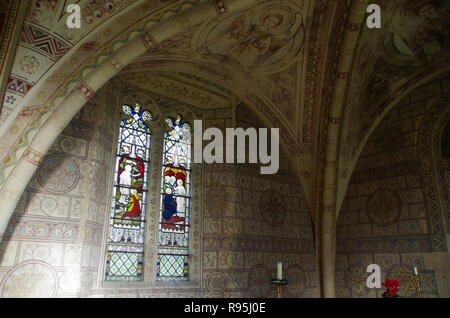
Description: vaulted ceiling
xmin=0 ymin=0 xmax=449 ymax=218
xmin=337 ymin=0 xmax=450 ymax=209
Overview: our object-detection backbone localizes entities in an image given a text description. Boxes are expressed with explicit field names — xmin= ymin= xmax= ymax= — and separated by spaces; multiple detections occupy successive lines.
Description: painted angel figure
xmin=202 ymin=9 xmax=304 ymax=70
xmin=391 ymin=0 xmax=449 ymax=63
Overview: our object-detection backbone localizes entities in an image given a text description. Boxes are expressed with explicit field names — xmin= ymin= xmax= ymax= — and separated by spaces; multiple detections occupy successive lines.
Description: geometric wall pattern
xmin=0 ymin=84 xmax=116 ymax=297
xmin=20 ymin=23 xmax=70 ymax=61
xmin=0 ymin=81 xmax=319 ymax=297
xmin=336 ymin=76 xmax=450 ymax=298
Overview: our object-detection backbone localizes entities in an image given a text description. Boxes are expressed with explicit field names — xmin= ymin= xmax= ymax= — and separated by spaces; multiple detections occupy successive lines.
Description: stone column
xmin=320 ymin=0 xmax=368 ymax=298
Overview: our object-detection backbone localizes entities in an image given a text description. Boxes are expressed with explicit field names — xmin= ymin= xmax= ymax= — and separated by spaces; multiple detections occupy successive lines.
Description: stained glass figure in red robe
xmin=123 ymin=189 xmax=142 ymax=218
xmin=106 ymin=103 xmax=153 ymax=282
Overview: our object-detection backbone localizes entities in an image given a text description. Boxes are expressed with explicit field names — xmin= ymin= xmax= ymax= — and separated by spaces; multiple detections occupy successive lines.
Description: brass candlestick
xmin=271 ymin=279 xmax=290 ymax=298
xmin=414 ymin=273 xmax=423 ymax=298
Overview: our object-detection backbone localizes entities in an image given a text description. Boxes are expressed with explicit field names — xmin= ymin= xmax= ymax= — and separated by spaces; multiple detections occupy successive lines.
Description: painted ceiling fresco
xmin=0 ymin=0 xmax=449 ymax=208
xmin=341 ymin=0 xmax=450 ymax=157
xmin=118 ymin=71 xmax=239 ymax=110
xmin=335 ymin=0 xmax=450 ymax=203
xmin=0 ymin=0 xmax=317 ymax=153
xmin=134 ymin=0 xmax=311 ymax=148
xmin=0 ymin=0 xmax=181 ymax=124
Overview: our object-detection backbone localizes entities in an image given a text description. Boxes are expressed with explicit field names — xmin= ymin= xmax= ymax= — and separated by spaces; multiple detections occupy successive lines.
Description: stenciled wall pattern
xmin=0 ymin=83 xmax=116 ymax=297
xmin=0 ymin=77 xmax=318 ymax=298
xmin=198 ymin=106 xmax=318 ymax=298
xmin=0 ymin=0 xmax=139 ymax=122
xmin=336 ymin=75 xmax=450 ymax=298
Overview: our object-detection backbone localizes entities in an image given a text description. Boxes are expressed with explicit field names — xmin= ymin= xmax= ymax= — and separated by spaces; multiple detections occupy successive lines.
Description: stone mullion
xmin=144 ymin=123 xmax=164 ymax=285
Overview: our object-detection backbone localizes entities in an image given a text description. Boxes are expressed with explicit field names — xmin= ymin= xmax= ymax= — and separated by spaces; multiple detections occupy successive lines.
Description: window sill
xmin=100 ymin=280 xmax=201 ymax=290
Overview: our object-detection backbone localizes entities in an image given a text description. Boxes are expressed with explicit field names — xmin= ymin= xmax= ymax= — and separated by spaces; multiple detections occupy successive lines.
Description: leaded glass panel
xmin=157 ymin=116 xmax=191 ymax=281
xmin=105 ymin=105 xmax=152 ymax=282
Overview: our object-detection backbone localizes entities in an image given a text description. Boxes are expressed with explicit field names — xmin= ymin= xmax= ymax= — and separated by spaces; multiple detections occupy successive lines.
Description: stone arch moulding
xmin=0 ymin=0 xmax=263 ymax=238
xmin=1 ymin=0 xmax=226 ymax=138
xmin=319 ymin=0 xmax=368 ymax=299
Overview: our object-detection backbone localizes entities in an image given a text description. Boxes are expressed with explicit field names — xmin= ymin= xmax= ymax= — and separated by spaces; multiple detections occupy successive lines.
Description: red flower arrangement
xmin=382 ymin=278 xmax=400 ymax=298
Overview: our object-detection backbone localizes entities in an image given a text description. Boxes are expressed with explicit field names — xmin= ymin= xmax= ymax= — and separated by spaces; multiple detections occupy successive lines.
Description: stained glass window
xmin=105 ymin=104 xmax=152 ymax=282
xmin=157 ymin=116 xmax=191 ymax=281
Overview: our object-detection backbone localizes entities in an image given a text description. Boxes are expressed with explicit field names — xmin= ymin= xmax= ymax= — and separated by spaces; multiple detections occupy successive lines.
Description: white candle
xmin=414 ymin=267 xmax=418 ymax=275
xmin=277 ymin=262 xmax=283 ymax=280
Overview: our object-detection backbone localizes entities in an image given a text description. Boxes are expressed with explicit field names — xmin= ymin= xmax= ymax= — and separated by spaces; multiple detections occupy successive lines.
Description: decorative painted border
xmin=418 ymin=94 xmax=450 ymax=251
xmin=0 ymin=0 xmax=209 ymax=188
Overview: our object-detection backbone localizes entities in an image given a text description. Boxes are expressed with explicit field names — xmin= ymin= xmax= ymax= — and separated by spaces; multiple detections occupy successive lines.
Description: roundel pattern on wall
xmin=260 ymin=189 xmax=287 ymax=227
xmin=36 ymin=154 xmax=80 ymax=194
xmin=366 ymin=189 xmax=402 ymax=226
xmin=206 ymin=184 xmax=228 ymax=218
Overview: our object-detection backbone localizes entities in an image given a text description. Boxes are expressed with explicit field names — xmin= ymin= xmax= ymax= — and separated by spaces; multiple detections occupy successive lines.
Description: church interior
xmin=0 ymin=0 xmax=449 ymax=298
